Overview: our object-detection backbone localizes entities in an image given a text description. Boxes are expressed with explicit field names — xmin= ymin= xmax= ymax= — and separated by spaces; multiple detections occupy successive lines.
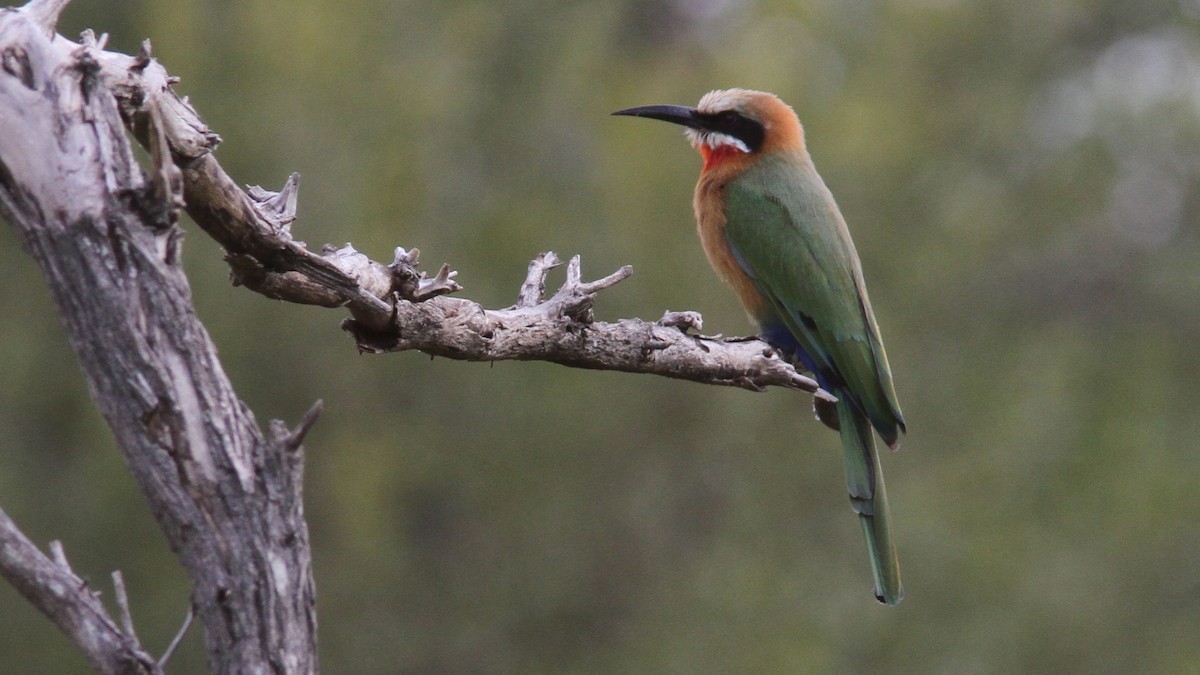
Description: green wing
xmin=722 ymin=153 xmax=905 ymax=443
xmin=722 ymin=153 xmax=906 ymax=604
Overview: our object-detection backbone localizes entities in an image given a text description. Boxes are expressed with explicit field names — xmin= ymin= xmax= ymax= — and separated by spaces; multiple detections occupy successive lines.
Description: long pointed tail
xmin=837 ymin=394 xmax=903 ymax=605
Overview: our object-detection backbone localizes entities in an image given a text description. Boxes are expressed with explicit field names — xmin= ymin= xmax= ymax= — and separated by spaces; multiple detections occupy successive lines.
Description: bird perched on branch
xmin=614 ymin=89 xmax=906 ymax=605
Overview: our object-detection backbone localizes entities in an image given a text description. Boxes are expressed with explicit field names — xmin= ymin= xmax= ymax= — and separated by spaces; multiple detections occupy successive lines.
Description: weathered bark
xmin=0 ymin=3 xmax=316 ymax=673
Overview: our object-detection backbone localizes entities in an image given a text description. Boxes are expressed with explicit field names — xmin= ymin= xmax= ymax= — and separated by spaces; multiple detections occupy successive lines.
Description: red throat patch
xmin=699 ymin=143 xmax=746 ymax=171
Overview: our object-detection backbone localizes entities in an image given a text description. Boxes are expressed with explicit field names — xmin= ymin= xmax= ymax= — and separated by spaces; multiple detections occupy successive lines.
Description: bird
xmin=613 ymin=89 xmax=906 ymax=605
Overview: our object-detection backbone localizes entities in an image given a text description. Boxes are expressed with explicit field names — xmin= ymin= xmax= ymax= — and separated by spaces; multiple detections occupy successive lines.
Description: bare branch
xmin=84 ymin=40 xmax=400 ymax=330
xmin=578 ymin=262 xmax=634 ymax=294
xmin=345 ymin=256 xmax=832 ymax=398
xmin=67 ymin=18 xmax=830 ymax=400
xmin=0 ymin=508 xmax=159 ymax=675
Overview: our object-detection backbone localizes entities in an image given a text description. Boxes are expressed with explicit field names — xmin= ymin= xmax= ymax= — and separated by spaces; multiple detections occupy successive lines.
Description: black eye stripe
xmin=698 ymin=110 xmax=765 ymax=152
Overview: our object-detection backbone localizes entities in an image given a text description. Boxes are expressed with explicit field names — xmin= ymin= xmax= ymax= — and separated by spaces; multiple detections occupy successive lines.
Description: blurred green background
xmin=3 ymin=0 xmax=1199 ymax=671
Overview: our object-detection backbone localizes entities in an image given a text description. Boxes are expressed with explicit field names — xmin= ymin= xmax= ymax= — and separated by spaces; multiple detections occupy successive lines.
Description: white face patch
xmin=685 ymin=128 xmax=750 ymax=153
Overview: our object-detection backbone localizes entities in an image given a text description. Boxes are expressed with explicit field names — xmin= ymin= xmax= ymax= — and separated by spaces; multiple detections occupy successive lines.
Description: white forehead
xmin=696 ymin=88 xmax=757 ymax=115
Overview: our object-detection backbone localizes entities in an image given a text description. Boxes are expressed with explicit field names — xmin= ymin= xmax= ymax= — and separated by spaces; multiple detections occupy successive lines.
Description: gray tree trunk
xmin=0 ymin=3 xmax=316 ymax=673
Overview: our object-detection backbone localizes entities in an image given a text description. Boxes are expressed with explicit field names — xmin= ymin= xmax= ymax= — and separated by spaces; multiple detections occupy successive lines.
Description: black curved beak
xmin=612 ymin=104 xmax=703 ymax=130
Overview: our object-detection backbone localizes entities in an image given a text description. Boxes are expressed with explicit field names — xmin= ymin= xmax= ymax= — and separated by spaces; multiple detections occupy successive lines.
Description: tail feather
xmin=837 ymin=395 xmax=903 ymax=605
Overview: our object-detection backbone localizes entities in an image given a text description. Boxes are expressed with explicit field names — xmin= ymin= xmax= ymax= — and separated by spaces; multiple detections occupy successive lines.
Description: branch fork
xmin=46 ymin=13 xmax=828 ymax=398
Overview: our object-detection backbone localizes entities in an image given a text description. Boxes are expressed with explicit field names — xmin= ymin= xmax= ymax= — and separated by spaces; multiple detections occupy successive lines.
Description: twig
xmin=286 ymin=399 xmax=324 ymax=451
xmin=516 ymin=252 xmax=561 ymax=307
xmin=49 ymin=540 xmax=72 ymax=572
xmin=156 ymin=604 xmax=194 ymax=669
xmin=111 ymin=571 xmax=138 ymax=642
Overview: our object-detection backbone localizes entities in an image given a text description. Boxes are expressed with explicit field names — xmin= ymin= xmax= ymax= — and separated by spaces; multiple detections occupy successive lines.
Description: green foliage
xmin=3 ymin=0 xmax=1199 ymax=671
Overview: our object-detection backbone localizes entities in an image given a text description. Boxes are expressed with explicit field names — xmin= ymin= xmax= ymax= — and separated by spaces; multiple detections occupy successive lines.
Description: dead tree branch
xmin=0 ymin=508 xmax=160 ymax=675
xmin=72 ymin=13 xmax=828 ymax=399
xmin=346 ymin=251 xmax=831 ymax=395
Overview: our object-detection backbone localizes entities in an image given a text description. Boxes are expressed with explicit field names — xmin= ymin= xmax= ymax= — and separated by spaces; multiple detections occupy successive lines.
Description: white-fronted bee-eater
xmin=615 ymin=89 xmax=907 ymax=605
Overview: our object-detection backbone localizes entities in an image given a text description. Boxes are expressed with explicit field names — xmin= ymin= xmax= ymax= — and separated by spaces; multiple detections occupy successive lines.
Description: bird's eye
xmin=719 ymin=111 xmax=741 ymax=124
